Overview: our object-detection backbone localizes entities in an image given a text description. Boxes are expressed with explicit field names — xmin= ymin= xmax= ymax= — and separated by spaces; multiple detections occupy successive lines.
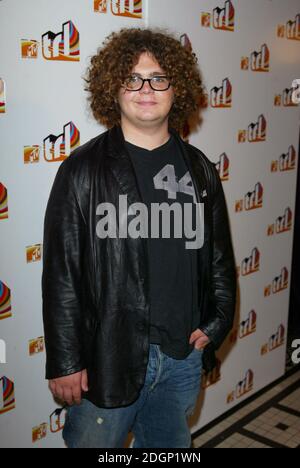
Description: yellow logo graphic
xmin=238 ymin=114 xmax=267 ymax=143
xmin=0 ymin=280 xmax=11 ymax=321
xmin=21 ymin=39 xmax=38 ymax=58
xmin=227 ymin=370 xmax=254 ymax=403
xmin=235 ymin=183 xmax=263 ymax=212
xmin=32 ymin=423 xmax=48 ymax=443
xmin=277 ymin=14 xmax=300 ymax=40
xmin=0 ymin=183 xmax=8 ymax=219
xmin=0 ymin=376 xmax=15 ymax=415
xmin=0 ymin=78 xmax=6 ymax=113
xmin=42 ymin=20 xmax=79 ymax=61
xmin=238 ymin=247 xmax=260 ymax=277
xmin=271 ymin=145 xmax=296 ymax=172
xmin=241 ymin=44 xmax=270 ymax=72
xmin=26 ymin=244 xmax=42 ymax=263
xmin=29 ymin=337 xmax=45 ymax=356
xmin=261 ymin=325 xmax=285 ymax=355
xmin=267 ymin=208 xmax=292 ymax=236
xmin=264 ymin=267 xmax=289 ymax=297
xmin=201 ymin=0 xmax=235 ymax=31
xmin=43 ymin=122 xmax=80 ymax=162
xmin=24 ymin=146 xmax=40 ymax=164
xmin=94 ymin=0 xmax=143 ymax=18
xmin=210 ymin=78 xmax=232 ymax=108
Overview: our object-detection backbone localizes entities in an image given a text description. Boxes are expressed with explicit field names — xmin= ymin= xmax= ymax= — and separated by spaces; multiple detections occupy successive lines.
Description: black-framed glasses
xmin=122 ymin=75 xmax=171 ymax=91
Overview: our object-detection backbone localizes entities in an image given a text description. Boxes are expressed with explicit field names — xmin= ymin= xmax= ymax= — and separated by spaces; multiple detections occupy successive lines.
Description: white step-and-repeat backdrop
xmin=0 ymin=0 xmax=299 ymax=448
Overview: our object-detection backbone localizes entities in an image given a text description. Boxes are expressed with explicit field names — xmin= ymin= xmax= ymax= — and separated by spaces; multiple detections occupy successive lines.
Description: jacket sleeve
xmin=42 ymin=155 xmax=86 ymax=379
xmin=200 ymin=163 xmax=237 ymax=349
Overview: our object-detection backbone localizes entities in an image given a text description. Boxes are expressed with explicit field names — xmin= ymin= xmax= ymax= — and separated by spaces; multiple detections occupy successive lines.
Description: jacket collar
xmin=106 ymin=123 xmax=206 ymax=205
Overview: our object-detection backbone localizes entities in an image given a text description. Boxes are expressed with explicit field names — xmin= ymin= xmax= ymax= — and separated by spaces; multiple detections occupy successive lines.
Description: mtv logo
xmin=24 ymin=146 xmax=40 ymax=164
xmin=26 ymin=244 xmax=42 ymax=263
xmin=94 ymin=0 xmax=108 ymax=12
xmin=21 ymin=40 xmax=38 ymax=59
xmin=32 ymin=423 xmax=47 ymax=443
xmin=201 ymin=13 xmax=211 ymax=28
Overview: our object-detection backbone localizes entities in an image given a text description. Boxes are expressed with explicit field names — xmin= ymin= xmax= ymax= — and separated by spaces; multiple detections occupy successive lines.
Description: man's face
xmin=117 ymin=52 xmax=175 ymax=128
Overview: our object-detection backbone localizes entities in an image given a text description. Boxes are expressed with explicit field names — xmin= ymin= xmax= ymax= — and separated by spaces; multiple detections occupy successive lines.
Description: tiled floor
xmin=192 ymin=366 xmax=300 ymax=448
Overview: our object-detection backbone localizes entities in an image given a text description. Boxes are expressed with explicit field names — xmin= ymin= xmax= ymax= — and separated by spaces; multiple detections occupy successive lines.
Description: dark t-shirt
xmin=124 ymin=133 xmax=200 ymax=359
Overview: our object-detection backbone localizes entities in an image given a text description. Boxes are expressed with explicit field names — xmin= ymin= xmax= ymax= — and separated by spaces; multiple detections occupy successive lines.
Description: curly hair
xmin=84 ymin=27 xmax=204 ymax=132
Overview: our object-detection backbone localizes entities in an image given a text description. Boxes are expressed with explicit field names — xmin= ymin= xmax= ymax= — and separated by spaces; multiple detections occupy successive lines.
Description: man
xmin=42 ymin=27 xmax=236 ymax=448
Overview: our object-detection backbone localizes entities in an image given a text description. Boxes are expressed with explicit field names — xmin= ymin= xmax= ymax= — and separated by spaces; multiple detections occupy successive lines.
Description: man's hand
xmin=49 ymin=369 xmax=88 ymax=406
xmin=189 ymin=328 xmax=210 ymax=350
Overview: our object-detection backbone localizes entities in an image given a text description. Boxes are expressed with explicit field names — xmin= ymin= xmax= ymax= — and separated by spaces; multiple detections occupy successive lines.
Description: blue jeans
xmin=62 ymin=344 xmax=203 ymax=448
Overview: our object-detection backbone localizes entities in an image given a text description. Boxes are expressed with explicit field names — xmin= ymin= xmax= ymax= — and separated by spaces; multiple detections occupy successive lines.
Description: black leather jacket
xmin=42 ymin=124 xmax=237 ymax=408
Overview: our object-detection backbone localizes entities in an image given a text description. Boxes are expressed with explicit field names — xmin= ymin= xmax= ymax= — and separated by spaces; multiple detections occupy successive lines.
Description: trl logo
xmin=0 ymin=280 xmax=11 ymax=320
xmin=267 ymin=207 xmax=292 ymax=236
xmin=21 ymin=20 xmax=80 ymax=61
xmin=0 ymin=183 xmax=8 ymax=219
xmin=215 ymin=153 xmax=230 ymax=181
xmin=24 ymin=122 xmax=80 ymax=164
xmin=264 ymin=267 xmax=289 ymax=297
xmin=274 ymin=83 xmax=300 ymax=107
xmin=0 ymin=376 xmax=15 ymax=415
xmin=238 ymin=247 xmax=260 ymax=277
xmin=202 ymin=359 xmax=221 ymax=389
xmin=0 ymin=339 xmax=5 ymax=363
xmin=291 ymin=79 xmax=300 ymax=104
xmin=210 ymin=78 xmax=232 ymax=108
xmin=238 ymin=115 xmax=267 ymax=143
xmin=43 ymin=122 xmax=80 ymax=162
xmin=277 ymin=14 xmax=300 ymax=41
xmin=261 ymin=325 xmax=285 ymax=355
xmin=227 ymin=370 xmax=254 ymax=403
xmin=0 ymin=78 xmax=6 ymax=113
xmin=271 ymin=145 xmax=297 ymax=173
xmin=94 ymin=0 xmax=143 ymax=18
xmin=230 ymin=310 xmax=257 ymax=343
xmin=50 ymin=407 xmax=66 ymax=433
xmin=241 ymin=44 xmax=270 ymax=72
xmin=235 ymin=182 xmax=263 ymax=212
xmin=201 ymin=0 xmax=235 ymax=31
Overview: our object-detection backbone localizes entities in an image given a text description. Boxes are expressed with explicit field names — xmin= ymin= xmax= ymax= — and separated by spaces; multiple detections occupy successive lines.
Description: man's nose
xmin=140 ymin=80 xmax=154 ymax=93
